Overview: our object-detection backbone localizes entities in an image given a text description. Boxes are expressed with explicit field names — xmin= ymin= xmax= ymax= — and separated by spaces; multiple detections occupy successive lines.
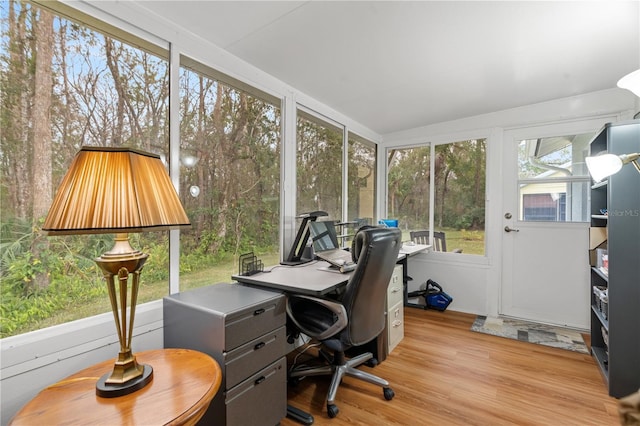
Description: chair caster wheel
xmin=384 ymin=387 xmax=395 ymax=400
xmin=366 ymin=358 xmax=379 ymax=367
xmin=327 ymin=403 xmax=339 ymax=418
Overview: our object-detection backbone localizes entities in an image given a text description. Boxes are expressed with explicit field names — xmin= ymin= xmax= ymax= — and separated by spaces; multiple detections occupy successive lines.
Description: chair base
xmin=289 ymin=351 xmax=392 ymax=407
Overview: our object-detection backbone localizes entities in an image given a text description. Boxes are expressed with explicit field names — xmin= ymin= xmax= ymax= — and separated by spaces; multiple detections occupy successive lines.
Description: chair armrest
xmin=286 ymin=294 xmax=348 ymax=341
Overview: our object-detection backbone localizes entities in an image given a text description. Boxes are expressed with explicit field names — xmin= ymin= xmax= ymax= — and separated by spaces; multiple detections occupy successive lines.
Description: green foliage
xmin=1 ymin=247 xmax=105 ymax=337
xmin=0 ymin=222 xmax=107 ymax=336
xmin=142 ymin=242 xmax=170 ymax=282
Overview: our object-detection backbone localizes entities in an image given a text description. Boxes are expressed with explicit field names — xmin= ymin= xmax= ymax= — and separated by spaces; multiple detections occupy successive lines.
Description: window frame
xmin=1 ymin=1 xmax=378 ymax=338
xmin=383 ymin=132 xmax=490 ymax=259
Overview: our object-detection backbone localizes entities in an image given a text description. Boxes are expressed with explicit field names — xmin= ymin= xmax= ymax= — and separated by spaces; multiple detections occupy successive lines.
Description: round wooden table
xmin=10 ymin=348 xmax=222 ymax=426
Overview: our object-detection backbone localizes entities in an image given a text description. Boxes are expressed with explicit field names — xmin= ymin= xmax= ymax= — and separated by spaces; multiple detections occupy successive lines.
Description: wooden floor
xmin=282 ymin=309 xmax=620 ymax=425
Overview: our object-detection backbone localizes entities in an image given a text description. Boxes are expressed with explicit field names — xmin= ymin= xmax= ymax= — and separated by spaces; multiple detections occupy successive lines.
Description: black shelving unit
xmin=588 ymin=120 xmax=640 ymax=398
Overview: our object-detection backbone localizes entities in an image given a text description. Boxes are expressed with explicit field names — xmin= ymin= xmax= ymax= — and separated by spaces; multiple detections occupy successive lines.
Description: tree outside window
xmin=0 ymin=1 xmax=170 ymax=337
xmin=387 ymin=139 xmax=486 ymax=255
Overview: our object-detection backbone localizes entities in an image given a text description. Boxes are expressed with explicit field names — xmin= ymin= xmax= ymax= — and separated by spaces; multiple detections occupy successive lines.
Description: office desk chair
xmin=286 ymin=227 xmax=402 ymax=418
xmin=410 ymin=230 xmax=462 ymax=253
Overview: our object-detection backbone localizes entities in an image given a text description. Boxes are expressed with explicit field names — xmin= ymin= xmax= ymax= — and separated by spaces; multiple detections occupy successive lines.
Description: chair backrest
xmin=410 ymin=230 xmax=448 ymax=252
xmin=340 ymin=227 xmax=402 ymax=347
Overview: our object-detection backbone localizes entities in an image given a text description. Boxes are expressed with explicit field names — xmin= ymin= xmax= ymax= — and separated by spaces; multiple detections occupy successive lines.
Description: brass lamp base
xmin=94 ymin=233 xmax=152 ymax=398
xmin=96 ymin=364 xmax=153 ymax=398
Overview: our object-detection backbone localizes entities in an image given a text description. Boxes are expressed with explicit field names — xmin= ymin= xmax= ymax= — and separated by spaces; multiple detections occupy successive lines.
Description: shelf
xmin=591 ymin=267 xmax=609 ymax=282
xmin=591 ymin=180 xmax=608 ymax=190
xmin=588 ymin=119 xmax=640 ymax=398
xmin=591 ymin=304 xmax=609 ymax=331
xmin=591 ymin=345 xmax=609 ymax=381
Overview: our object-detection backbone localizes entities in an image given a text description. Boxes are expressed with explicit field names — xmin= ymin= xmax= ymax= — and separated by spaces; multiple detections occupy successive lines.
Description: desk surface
xmin=232 ymin=260 xmax=350 ymax=296
xmin=10 ymin=348 xmax=222 ymax=426
xmin=400 ymin=243 xmax=430 ymax=256
xmin=233 ymin=245 xmax=429 ymax=296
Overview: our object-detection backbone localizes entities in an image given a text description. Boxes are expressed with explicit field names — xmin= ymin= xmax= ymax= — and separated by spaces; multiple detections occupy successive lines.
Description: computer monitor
xmin=309 ymin=221 xmax=340 ymax=252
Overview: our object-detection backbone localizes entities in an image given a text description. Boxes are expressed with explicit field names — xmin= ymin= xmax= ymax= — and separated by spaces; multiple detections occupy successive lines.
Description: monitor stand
xmin=281 ymin=211 xmax=327 ymax=266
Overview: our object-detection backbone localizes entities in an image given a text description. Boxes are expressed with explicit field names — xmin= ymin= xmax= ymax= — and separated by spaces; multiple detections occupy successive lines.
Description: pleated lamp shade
xmin=43 ymin=146 xmax=190 ymax=235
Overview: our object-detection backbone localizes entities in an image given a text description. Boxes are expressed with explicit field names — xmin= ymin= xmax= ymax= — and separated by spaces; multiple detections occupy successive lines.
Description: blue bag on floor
xmin=425 ymin=280 xmax=453 ymax=311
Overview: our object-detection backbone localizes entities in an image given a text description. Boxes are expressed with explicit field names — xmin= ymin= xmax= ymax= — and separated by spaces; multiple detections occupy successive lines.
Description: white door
xmin=500 ymin=120 xmax=607 ymax=329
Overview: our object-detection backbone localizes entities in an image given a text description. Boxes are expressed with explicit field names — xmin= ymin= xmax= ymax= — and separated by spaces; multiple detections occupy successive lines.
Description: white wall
xmin=384 ymin=89 xmax=637 ymax=320
xmin=1 ymin=1 xmax=638 ymax=423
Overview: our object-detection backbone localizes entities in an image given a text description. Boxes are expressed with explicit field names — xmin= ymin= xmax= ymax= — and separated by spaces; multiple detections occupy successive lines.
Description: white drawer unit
xmin=387 ymin=265 xmax=404 ymax=353
xmin=387 ymin=264 xmax=404 ymax=307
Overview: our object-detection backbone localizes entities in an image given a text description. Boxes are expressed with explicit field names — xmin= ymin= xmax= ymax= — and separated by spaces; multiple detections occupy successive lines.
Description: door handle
xmin=504 ymin=226 xmax=519 ymax=233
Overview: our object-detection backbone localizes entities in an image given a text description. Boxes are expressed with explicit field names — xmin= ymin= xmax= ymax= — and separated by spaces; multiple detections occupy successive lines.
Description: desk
xmin=233 ymin=254 xmax=403 ymax=424
xmin=9 ymin=348 xmax=222 ymax=426
xmin=232 ymin=260 xmax=351 ymax=296
xmin=233 ymin=244 xmax=428 ymax=308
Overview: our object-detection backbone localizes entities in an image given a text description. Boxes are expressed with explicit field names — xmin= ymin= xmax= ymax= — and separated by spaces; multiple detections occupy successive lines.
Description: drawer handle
xmin=393 ymin=320 xmax=402 ymax=327
xmin=253 ymin=308 xmax=265 ymax=316
xmin=390 ymin=286 xmax=401 ymax=293
xmin=254 ymin=342 xmax=265 ymax=350
xmin=255 ymin=376 xmax=266 ymax=385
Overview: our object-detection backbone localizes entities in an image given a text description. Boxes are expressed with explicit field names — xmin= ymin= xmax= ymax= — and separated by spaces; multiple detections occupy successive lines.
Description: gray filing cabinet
xmin=163 ymin=283 xmax=287 ymax=425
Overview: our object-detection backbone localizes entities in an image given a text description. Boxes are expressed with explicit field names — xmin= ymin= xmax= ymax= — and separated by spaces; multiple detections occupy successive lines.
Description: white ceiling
xmin=139 ymin=1 xmax=639 ymax=135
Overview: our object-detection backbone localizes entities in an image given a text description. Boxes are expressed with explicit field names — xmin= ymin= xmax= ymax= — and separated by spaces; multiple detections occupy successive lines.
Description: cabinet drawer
xmin=225 ymin=326 xmax=286 ymax=389
xmin=225 ymin=296 xmax=286 ymax=350
xmin=387 ymin=300 xmax=404 ymax=353
xmin=387 ymin=265 xmax=403 ymax=306
xmin=226 ymin=357 xmax=287 ymax=426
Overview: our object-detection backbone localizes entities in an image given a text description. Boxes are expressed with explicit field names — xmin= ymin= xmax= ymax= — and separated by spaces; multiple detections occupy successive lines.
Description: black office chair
xmin=286 ymin=226 xmax=402 ymax=418
xmin=410 ymin=230 xmax=462 ymax=253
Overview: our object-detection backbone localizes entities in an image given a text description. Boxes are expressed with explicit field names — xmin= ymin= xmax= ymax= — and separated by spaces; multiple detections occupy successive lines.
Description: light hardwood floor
xmin=283 ymin=309 xmax=620 ymax=425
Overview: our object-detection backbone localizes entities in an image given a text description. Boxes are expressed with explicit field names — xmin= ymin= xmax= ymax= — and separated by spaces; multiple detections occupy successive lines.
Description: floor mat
xmin=471 ymin=315 xmax=589 ymax=354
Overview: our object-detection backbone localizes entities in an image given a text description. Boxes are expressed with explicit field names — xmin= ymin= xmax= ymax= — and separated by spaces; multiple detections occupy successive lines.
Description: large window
xmin=178 ymin=59 xmax=281 ymax=289
xmin=387 ymin=139 xmax=486 ymax=255
xmin=0 ymin=1 xmax=169 ymax=337
xmin=0 ymin=2 xmax=367 ymax=339
xmin=296 ymin=110 xmax=343 ymax=221
xmin=517 ymin=133 xmax=592 ymax=222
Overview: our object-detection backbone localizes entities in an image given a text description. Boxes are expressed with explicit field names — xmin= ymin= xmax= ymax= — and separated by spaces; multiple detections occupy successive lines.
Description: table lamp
xmin=585 ymin=152 xmax=640 ymax=182
xmin=42 ymin=146 xmax=190 ymax=397
xmin=617 ymin=69 xmax=640 ymax=97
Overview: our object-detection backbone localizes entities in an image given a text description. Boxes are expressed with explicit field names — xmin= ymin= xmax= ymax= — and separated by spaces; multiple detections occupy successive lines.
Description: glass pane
xmin=518 ymin=134 xmax=591 ymax=179
xmin=296 ymin=112 xmax=343 ymax=221
xmin=347 ymin=133 xmax=376 ymax=228
xmin=434 ymin=139 xmax=486 ymax=255
xmin=387 ymin=146 xmax=431 ymax=234
xmin=517 ymin=132 xmax=592 ymax=223
xmin=0 ymin=2 xmax=169 ymax=337
xmin=519 ymin=181 xmax=590 ymax=222
xmin=179 ymin=65 xmax=281 ymax=290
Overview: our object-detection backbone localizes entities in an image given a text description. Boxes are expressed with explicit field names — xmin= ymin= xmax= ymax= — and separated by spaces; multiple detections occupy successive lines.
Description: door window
xmin=517 ymin=133 xmax=592 ymax=222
